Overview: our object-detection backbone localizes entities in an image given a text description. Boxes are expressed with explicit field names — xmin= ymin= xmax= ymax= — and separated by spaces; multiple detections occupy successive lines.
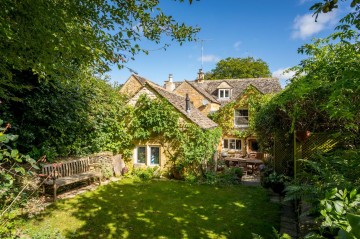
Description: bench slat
xmin=41 ymin=158 xmax=102 ymax=201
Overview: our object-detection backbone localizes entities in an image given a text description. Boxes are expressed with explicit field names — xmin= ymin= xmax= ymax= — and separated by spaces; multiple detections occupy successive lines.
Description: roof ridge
xmin=145 ymin=82 xmax=218 ymax=129
xmin=185 ymin=80 xmax=219 ymax=104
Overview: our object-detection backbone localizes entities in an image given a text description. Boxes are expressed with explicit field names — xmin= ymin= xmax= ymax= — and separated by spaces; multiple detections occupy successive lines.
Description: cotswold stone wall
xmin=128 ymin=87 xmax=157 ymax=106
xmin=174 ymin=82 xmax=213 ymax=115
xmin=119 ymin=76 xmax=143 ymax=97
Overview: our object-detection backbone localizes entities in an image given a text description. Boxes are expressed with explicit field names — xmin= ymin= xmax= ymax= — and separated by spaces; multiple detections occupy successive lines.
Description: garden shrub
xmin=195 ymin=167 xmax=242 ymax=185
xmin=131 ymin=167 xmax=159 ymax=181
xmin=284 ymin=149 xmax=360 ymax=237
xmin=0 ymin=119 xmax=40 ymax=238
xmin=1 ymin=72 xmax=132 ymax=160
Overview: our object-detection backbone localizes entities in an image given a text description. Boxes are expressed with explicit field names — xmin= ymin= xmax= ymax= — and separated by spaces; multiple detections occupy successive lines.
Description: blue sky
xmin=108 ymin=0 xmax=342 ymax=88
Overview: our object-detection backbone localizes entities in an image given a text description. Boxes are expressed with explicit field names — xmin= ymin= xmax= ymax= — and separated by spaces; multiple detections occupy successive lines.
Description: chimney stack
xmin=185 ymin=93 xmax=191 ymax=113
xmin=164 ymin=73 xmax=175 ymax=92
xmin=196 ymin=69 xmax=205 ymax=83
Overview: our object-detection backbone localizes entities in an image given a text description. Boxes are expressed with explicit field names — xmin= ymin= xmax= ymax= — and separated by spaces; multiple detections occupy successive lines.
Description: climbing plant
xmin=127 ymin=94 xmax=222 ymax=176
xmin=209 ymin=86 xmax=268 ymax=139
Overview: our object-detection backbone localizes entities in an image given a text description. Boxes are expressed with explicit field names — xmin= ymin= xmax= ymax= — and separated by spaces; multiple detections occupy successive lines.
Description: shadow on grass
xmin=30 ymin=179 xmax=280 ymax=239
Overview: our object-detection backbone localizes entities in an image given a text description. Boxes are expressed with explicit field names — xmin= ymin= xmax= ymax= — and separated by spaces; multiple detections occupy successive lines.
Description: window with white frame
xmin=135 ymin=146 xmax=160 ymax=165
xmin=218 ymin=89 xmax=230 ymax=99
xmin=150 ymin=147 xmax=160 ymax=165
xmin=234 ymin=109 xmax=249 ymax=127
xmin=223 ymin=138 xmax=241 ymax=150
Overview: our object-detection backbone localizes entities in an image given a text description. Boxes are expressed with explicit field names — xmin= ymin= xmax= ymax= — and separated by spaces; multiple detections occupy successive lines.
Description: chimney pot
xmin=164 ymin=73 xmax=175 ymax=91
xmin=197 ymin=69 xmax=205 ymax=83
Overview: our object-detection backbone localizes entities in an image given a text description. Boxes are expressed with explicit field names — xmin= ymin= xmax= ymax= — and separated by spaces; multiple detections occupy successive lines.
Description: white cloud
xmin=198 ymin=54 xmax=220 ymax=63
xmin=233 ymin=41 xmax=242 ymax=51
xmin=272 ymin=68 xmax=296 ymax=80
xmin=272 ymin=68 xmax=297 ymax=88
xmin=292 ymin=11 xmax=337 ymax=39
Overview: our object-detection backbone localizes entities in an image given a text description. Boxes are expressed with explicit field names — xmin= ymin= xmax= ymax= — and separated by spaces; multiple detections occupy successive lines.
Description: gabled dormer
xmin=216 ymin=81 xmax=233 ymax=100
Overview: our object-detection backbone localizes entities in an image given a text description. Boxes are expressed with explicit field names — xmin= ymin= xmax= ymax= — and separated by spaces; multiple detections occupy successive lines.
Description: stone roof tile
xmin=187 ymin=78 xmax=281 ymax=106
xmin=146 ymin=81 xmax=218 ymax=129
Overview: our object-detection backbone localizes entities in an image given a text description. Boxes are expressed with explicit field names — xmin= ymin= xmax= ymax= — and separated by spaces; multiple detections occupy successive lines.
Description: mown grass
xmin=22 ymin=178 xmax=280 ymax=239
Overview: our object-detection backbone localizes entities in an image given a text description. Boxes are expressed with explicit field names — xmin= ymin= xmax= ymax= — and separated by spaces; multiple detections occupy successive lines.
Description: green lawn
xmin=22 ymin=179 xmax=280 ymax=239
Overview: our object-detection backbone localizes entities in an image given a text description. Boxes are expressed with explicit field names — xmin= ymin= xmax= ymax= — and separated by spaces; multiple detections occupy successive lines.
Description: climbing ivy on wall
xmin=127 ymin=94 xmax=222 ymax=176
xmin=209 ymin=87 xmax=266 ymax=139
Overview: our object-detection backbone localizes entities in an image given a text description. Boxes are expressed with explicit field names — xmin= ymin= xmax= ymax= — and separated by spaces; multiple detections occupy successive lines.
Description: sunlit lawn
xmin=22 ymin=178 xmax=280 ymax=239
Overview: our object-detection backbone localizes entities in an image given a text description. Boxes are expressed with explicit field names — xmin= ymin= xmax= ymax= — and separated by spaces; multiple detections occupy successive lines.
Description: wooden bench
xmin=40 ymin=158 xmax=101 ymax=201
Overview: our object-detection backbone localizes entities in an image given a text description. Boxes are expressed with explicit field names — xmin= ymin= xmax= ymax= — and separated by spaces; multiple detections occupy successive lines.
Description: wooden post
xmin=53 ymin=183 xmax=57 ymax=201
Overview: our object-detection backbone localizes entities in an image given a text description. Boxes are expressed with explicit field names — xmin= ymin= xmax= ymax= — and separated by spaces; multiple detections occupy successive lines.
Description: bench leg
xmin=53 ymin=184 xmax=57 ymax=202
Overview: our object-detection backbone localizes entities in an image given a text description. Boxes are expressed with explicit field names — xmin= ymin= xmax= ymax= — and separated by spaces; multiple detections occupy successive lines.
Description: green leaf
xmin=349 ymin=189 xmax=357 ymax=200
xmin=325 ymin=201 xmax=333 ymax=212
xmin=347 ymin=213 xmax=360 ymax=237
xmin=14 ymin=167 xmax=26 ymax=175
xmin=337 ymin=229 xmax=350 ymax=239
xmin=333 ymin=200 xmax=344 ymax=213
xmin=11 ymin=149 xmax=19 ymax=158
xmin=0 ymin=133 xmax=6 ymax=142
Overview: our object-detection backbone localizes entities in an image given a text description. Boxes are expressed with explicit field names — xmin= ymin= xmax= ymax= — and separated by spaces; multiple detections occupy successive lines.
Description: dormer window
xmin=218 ymin=89 xmax=230 ymax=99
xmin=216 ymin=81 xmax=233 ymax=100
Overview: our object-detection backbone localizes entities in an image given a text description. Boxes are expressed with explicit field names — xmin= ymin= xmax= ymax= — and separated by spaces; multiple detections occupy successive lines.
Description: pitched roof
xmin=132 ymin=74 xmax=147 ymax=85
xmin=185 ymin=81 xmax=219 ymax=104
xmin=216 ymin=81 xmax=233 ymax=89
xmin=183 ymin=78 xmax=281 ymax=106
xmin=145 ymin=81 xmax=218 ymax=129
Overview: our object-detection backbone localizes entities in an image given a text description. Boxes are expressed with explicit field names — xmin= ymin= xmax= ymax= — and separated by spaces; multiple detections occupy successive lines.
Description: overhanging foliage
xmin=254 ymin=33 xmax=360 ymax=149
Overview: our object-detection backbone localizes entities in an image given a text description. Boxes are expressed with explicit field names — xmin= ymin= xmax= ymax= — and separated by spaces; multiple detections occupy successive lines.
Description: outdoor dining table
xmin=224 ymin=157 xmax=263 ymax=174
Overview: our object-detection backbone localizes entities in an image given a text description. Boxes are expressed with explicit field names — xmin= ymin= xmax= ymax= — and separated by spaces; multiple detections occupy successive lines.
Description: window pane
xmin=223 ymin=139 xmax=228 ymax=149
xmin=235 ymin=109 xmax=249 ymax=126
xmin=225 ymin=90 xmax=229 ymax=97
xmin=150 ymin=147 xmax=160 ymax=164
xmin=137 ymin=147 xmax=146 ymax=163
xmin=236 ymin=140 xmax=241 ymax=150
xmin=250 ymin=140 xmax=259 ymax=151
xmin=239 ymin=110 xmax=248 ymax=117
xmin=229 ymin=139 xmax=236 ymax=149
xmin=219 ymin=90 xmax=224 ymax=98
xmin=234 ymin=117 xmax=241 ymax=125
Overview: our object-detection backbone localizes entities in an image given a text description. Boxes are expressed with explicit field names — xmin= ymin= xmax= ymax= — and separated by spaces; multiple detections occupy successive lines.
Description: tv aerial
xmin=198 ymin=38 xmax=213 ymax=70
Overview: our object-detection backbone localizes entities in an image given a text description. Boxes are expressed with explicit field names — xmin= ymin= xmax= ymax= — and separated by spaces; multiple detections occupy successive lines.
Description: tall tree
xmin=205 ymin=57 xmax=271 ymax=80
xmin=0 ymin=0 xmax=199 ymax=100
xmin=1 ymin=69 xmax=133 ymax=159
